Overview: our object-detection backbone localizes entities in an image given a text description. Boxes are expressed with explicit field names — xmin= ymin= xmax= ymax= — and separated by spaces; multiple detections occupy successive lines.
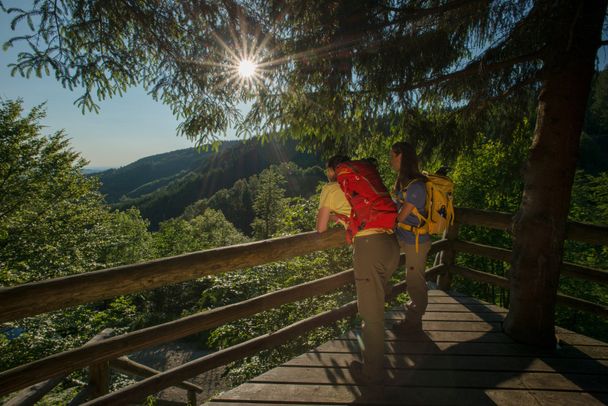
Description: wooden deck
xmin=206 ymin=290 xmax=608 ymax=405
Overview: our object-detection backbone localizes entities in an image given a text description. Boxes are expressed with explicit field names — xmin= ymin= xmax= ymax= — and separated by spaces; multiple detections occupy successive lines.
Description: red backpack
xmin=335 ymin=160 xmax=397 ymax=243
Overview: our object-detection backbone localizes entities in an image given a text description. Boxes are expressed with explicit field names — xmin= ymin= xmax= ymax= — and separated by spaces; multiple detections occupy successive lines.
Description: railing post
xmin=188 ymin=389 xmax=197 ymax=405
xmin=87 ymin=329 xmax=114 ymax=399
xmin=89 ymin=361 xmax=110 ymax=399
xmin=437 ymin=221 xmax=459 ymax=291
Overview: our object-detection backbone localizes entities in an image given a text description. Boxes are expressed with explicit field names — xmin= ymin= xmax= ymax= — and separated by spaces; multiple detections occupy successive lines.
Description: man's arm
xmin=316 ymin=207 xmax=331 ymax=233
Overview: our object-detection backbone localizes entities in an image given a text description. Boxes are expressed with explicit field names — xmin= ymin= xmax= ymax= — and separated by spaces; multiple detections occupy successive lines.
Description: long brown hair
xmin=392 ymin=141 xmax=426 ymax=191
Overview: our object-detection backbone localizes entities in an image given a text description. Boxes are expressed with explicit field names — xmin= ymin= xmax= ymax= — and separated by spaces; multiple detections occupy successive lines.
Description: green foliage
xmin=580 ymin=68 xmax=608 ymax=174
xmin=0 ymin=100 xmax=153 ymax=285
xmin=448 ymin=118 xmax=531 ymax=307
xmin=0 ymin=100 xmax=152 ymax=401
xmin=275 ymin=196 xmax=319 ymax=236
xmin=155 ymin=208 xmax=248 ymax=257
xmin=111 ymin=139 xmax=323 ymax=229
xmin=452 ymin=119 xmax=532 ymax=213
xmin=251 ymin=167 xmax=287 ymax=239
xmin=134 ymin=209 xmax=250 ymax=326
xmin=202 ymin=247 xmax=354 ymax=386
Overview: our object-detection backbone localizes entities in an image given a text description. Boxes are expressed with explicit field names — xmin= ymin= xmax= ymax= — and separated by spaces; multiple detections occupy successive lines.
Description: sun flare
xmin=238 ymin=59 xmax=257 ymax=78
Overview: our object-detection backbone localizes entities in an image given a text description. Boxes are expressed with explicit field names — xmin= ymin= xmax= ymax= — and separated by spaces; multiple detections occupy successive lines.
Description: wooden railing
xmin=0 ymin=224 xmax=448 ymax=405
xmin=1 ymin=207 xmax=606 ymax=405
xmin=445 ymin=208 xmax=608 ymax=317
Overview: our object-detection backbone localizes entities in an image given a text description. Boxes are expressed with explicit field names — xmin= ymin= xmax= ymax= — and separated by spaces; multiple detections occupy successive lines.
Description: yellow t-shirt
xmin=319 ymin=182 xmax=351 ymax=218
xmin=318 ymin=182 xmax=392 ymax=238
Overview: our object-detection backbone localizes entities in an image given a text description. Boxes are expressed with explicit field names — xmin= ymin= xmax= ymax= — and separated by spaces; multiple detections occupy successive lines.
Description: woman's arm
xmin=316 ymin=206 xmax=331 ymax=233
xmin=397 ymin=201 xmax=415 ymax=223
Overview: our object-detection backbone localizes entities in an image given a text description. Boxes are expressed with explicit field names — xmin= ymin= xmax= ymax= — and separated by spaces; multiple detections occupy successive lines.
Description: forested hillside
xmin=95 ymin=145 xmax=235 ymax=202
xmin=97 ymin=139 xmax=324 ymax=228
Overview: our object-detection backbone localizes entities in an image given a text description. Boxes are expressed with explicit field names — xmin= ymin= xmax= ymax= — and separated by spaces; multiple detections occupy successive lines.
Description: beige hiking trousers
xmin=353 ymin=232 xmax=400 ymax=377
xmin=399 ymin=239 xmax=431 ymax=318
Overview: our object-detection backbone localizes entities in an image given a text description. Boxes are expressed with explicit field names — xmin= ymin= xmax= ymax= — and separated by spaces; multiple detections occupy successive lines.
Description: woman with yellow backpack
xmin=390 ymin=141 xmax=455 ymax=333
xmin=390 ymin=141 xmax=432 ymax=332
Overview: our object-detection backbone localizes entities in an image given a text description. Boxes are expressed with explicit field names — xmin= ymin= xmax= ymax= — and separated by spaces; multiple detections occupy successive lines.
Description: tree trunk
xmin=503 ymin=0 xmax=607 ymax=347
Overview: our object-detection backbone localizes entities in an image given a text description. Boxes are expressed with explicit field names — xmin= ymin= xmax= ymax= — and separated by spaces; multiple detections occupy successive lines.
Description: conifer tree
xmin=251 ymin=167 xmax=286 ymax=239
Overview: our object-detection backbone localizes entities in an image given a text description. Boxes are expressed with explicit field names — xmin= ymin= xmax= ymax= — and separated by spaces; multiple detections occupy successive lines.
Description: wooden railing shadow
xmin=0 ymin=208 xmax=606 ymax=405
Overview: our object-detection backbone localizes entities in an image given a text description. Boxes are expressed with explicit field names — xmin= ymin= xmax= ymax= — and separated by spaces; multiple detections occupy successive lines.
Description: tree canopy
xmin=4 ymin=1 xmax=601 ymax=154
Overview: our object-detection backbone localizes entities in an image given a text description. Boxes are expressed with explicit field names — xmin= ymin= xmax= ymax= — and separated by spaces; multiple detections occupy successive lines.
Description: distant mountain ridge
xmin=95 ymin=142 xmax=238 ymax=203
xmin=93 ymin=138 xmax=324 ymax=229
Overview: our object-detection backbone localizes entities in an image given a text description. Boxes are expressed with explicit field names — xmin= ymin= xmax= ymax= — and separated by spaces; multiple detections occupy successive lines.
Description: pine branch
xmin=381 ymin=0 xmax=486 ymax=20
xmin=388 ymin=49 xmax=544 ymax=93
xmin=465 ymin=73 xmax=541 ymax=111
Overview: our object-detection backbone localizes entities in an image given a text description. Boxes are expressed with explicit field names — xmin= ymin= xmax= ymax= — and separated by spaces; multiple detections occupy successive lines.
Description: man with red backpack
xmin=316 ymin=155 xmax=400 ymax=385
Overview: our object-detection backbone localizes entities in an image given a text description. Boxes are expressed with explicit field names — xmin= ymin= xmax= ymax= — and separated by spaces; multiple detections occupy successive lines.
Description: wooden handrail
xmin=452 ymin=265 xmax=608 ymax=317
xmin=0 ymin=236 xmax=447 ymax=398
xmin=0 ymin=268 xmax=353 ymax=396
xmin=453 ymin=239 xmax=608 ymax=285
xmin=455 ymin=208 xmax=512 ymax=230
xmin=0 ymin=228 xmax=346 ymax=323
xmin=566 ymin=221 xmax=608 ymax=246
xmin=455 ymin=207 xmax=608 ymax=245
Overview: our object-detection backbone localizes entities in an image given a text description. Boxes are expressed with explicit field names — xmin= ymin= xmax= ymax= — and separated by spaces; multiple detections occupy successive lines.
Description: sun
xmin=238 ymin=59 xmax=257 ymax=78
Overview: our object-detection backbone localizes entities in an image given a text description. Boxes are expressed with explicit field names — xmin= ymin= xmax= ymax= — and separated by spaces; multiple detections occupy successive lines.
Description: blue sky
xmin=0 ymin=8 xmax=241 ymax=168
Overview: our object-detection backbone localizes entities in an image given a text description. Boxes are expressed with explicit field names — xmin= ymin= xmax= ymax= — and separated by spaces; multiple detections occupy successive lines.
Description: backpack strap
xmin=398 ymin=179 xmax=430 ymax=253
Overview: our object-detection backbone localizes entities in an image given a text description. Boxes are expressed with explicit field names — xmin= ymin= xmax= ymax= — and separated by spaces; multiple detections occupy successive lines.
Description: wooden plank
xmin=314 ymin=340 xmax=608 ymax=359
xmin=384 ymin=320 xmax=503 ymax=332
xmin=249 ymin=366 xmax=608 ymax=392
xmin=3 ymin=375 xmax=66 ymax=406
xmin=423 ymin=303 xmax=508 ymax=313
xmin=454 ymin=207 xmax=608 ymax=246
xmin=88 ymin=330 xmax=114 ymax=399
xmin=0 ymin=228 xmax=346 ymax=323
xmin=427 ymin=296 xmax=491 ymax=304
xmin=427 ymin=290 xmax=470 ymax=297
xmin=455 ymin=208 xmax=512 ymax=230
xmin=561 ymin=262 xmax=608 ymax=285
xmin=453 ymin=240 xmax=511 ymax=262
xmin=556 ymin=293 xmax=608 ymax=318
xmin=566 ymin=220 xmax=608 ymax=246
xmin=0 ymin=269 xmax=354 ymax=397
xmin=557 ymin=333 xmax=608 ymax=347
xmin=453 ymin=265 xmax=510 ymax=289
xmin=345 ymin=330 xmax=515 ymax=343
xmin=386 ymin=311 xmax=506 ymax=322
xmin=211 ymin=382 xmax=608 ymax=405
xmin=453 ymin=240 xmax=608 ymax=285
xmin=285 ymin=352 xmax=608 ymax=375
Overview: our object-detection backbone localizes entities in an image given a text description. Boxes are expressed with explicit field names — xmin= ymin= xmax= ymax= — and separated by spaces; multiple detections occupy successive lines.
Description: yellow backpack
xmin=398 ymin=173 xmax=455 ymax=251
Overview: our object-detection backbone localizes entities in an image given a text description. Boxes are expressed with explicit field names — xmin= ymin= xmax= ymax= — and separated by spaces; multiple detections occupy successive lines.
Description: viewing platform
xmin=1 ymin=208 xmax=606 ymax=405
xmin=209 ymin=290 xmax=608 ymax=405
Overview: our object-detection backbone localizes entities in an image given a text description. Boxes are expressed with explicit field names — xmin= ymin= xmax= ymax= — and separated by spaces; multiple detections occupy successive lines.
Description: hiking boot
xmin=348 ymin=360 xmax=384 ymax=386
